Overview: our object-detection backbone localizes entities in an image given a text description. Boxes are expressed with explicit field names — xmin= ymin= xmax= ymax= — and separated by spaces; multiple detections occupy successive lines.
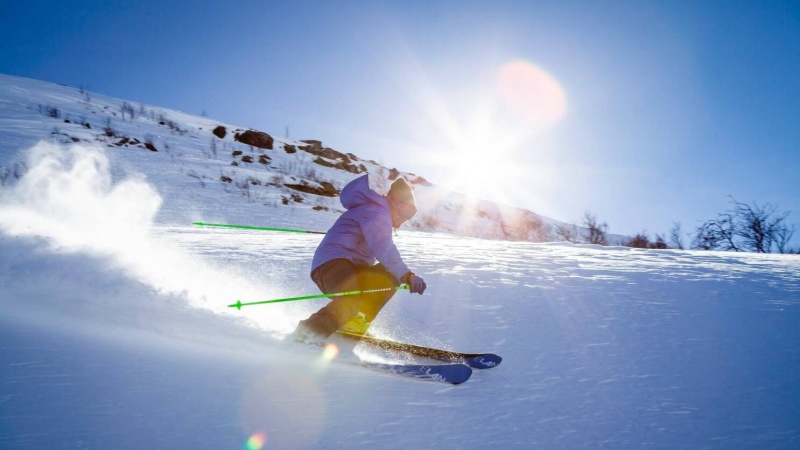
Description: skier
xmin=291 ymin=174 xmax=427 ymax=344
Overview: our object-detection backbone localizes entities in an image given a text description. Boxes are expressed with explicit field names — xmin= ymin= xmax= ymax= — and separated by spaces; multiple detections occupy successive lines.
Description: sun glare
xmin=428 ymin=60 xmax=567 ymax=204
xmin=435 ymin=129 xmax=523 ymax=202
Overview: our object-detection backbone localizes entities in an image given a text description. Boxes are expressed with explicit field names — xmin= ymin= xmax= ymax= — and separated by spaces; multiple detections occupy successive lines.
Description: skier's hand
xmin=408 ymin=275 xmax=426 ymax=295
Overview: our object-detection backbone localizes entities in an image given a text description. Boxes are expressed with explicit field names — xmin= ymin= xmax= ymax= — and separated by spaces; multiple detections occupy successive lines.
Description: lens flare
xmin=246 ymin=432 xmax=266 ymax=450
xmin=322 ymin=343 xmax=339 ymax=361
xmin=497 ymin=60 xmax=567 ymax=127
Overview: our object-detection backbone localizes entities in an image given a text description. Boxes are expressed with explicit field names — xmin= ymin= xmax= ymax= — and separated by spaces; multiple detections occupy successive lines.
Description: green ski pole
xmin=228 ymin=285 xmax=410 ymax=310
xmin=193 ymin=221 xmax=326 ymax=235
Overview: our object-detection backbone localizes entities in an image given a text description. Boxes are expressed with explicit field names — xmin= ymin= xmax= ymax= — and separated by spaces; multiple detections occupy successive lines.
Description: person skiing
xmin=291 ymin=174 xmax=427 ymax=344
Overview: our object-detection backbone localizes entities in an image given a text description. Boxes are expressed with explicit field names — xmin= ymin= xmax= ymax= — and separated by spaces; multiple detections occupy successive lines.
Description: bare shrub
xmin=39 ymin=104 xmax=61 ymax=118
xmin=625 ymin=233 xmax=651 ymax=249
xmin=121 ymin=102 xmax=135 ymax=120
xmin=103 ymin=117 xmax=117 ymax=137
xmin=556 ymin=224 xmax=579 ymax=243
xmin=692 ymin=197 xmax=794 ymax=253
xmin=669 ymin=222 xmax=685 ymax=250
xmin=0 ymin=166 xmax=10 ymax=186
xmin=582 ymin=212 xmax=609 ymax=245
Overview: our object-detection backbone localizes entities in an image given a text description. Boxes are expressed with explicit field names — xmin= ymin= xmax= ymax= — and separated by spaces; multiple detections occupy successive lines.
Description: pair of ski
xmin=335 ymin=330 xmax=502 ymax=385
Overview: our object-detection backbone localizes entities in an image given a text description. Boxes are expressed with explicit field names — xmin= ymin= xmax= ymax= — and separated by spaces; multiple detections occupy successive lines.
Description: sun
xmin=432 ymin=123 xmax=525 ymax=202
xmin=425 ymin=60 xmax=567 ymax=204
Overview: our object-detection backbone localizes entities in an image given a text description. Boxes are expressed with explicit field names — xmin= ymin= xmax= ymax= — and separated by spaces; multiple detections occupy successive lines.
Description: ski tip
xmin=448 ymin=364 xmax=473 ymax=384
xmin=362 ymin=362 xmax=472 ymax=384
xmin=429 ymin=363 xmax=472 ymax=384
xmin=467 ymin=353 xmax=502 ymax=369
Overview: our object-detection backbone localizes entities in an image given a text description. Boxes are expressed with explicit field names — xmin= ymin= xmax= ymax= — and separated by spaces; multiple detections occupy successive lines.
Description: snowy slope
xmin=0 ymin=73 xmax=577 ymax=242
xmin=1 ymin=74 xmax=800 ymax=449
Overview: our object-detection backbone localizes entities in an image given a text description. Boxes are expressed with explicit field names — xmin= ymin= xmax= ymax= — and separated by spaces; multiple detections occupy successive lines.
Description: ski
xmin=357 ymin=361 xmax=472 ymax=384
xmin=336 ymin=330 xmax=502 ymax=370
xmin=285 ymin=335 xmax=473 ymax=384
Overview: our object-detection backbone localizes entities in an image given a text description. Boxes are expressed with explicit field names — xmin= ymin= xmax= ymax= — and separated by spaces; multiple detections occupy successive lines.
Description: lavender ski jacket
xmin=311 ymin=174 xmax=410 ymax=281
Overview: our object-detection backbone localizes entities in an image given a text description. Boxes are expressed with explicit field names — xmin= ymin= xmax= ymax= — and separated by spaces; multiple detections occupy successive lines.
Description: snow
xmin=1 ymin=74 xmax=800 ymax=449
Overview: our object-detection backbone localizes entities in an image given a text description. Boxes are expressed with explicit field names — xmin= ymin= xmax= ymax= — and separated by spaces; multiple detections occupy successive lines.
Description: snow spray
xmin=0 ymin=142 xmax=291 ymax=330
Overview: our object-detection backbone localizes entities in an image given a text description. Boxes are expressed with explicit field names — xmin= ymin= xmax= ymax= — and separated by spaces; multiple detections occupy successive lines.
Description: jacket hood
xmin=340 ymin=174 xmax=386 ymax=210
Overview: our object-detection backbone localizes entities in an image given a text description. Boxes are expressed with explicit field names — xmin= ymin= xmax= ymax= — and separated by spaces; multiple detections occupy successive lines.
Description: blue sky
xmin=2 ymin=0 xmax=799 ymax=244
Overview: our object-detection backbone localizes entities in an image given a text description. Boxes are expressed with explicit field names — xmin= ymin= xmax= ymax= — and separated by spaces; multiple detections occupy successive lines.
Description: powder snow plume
xmin=1 ymin=142 xmax=160 ymax=250
xmin=0 ymin=142 xmax=290 ymax=332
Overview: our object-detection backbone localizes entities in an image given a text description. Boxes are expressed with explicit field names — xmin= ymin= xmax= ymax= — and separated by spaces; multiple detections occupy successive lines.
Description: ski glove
xmin=402 ymin=272 xmax=427 ymax=295
xmin=411 ymin=276 xmax=427 ymax=294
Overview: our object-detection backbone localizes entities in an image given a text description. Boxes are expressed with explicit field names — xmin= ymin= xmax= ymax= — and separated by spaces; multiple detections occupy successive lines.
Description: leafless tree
xmin=39 ymin=104 xmax=60 ymax=118
xmin=692 ymin=197 xmax=794 ymax=253
xmin=102 ymin=117 xmax=116 ymax=137
xmin=555 ymin=224 xmax=579 ymax=243
xmin=692 ymin=212 xmax=738 ymax=251
xmin=121 ymin=102 xmax=135 ymax=121
xmin=623 ymin=231 xmax=667 ymax=249
xmin=624 ymin=232 xmax=650 ymax=248
xmin=652 ymin=233 xmax=668 ymax=249
xmin=733 ymin=198 xmax=793 ymax=253
xmin=775 ymin=224 xmax=796 ymax=254
xmin=582 ymin=212 xmax=608 ymax=245
xmin=669 ymin=222 xmax=685 ymax=250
